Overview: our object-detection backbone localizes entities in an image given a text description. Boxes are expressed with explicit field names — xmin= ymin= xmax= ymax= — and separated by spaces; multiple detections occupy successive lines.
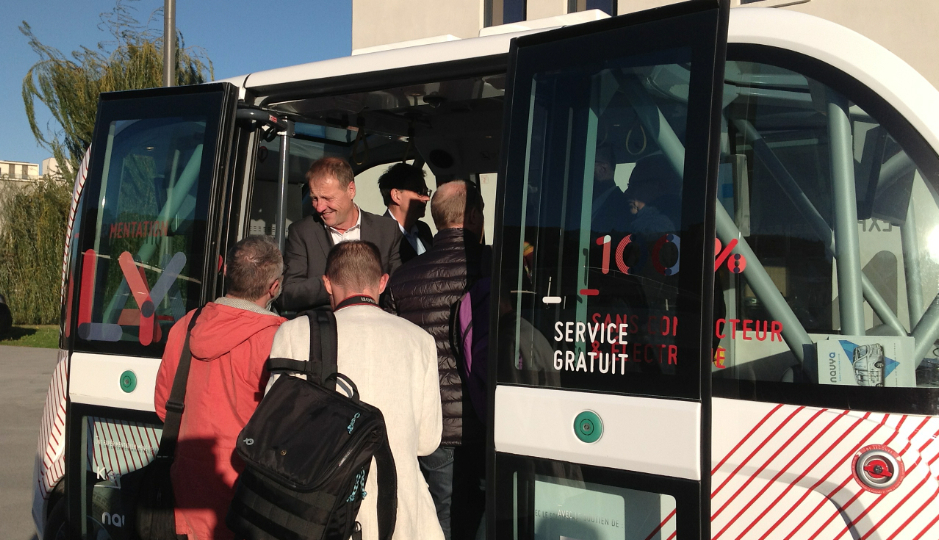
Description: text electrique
xmin=547 ymin=315 xmax=785 ymax=374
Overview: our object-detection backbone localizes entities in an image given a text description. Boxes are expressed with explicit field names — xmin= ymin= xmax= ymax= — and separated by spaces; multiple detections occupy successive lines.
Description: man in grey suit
xmin=280 ymin=157 xmax=402 ymax=311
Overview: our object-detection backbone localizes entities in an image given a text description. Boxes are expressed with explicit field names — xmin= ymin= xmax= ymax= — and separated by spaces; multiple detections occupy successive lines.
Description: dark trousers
xmin=420 ymin=443 xmax=485 ymax=540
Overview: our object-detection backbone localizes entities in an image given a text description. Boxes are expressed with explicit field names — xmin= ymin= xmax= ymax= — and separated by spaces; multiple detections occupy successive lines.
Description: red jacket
xmin=155 ymin=301 xmax=285 ymax=540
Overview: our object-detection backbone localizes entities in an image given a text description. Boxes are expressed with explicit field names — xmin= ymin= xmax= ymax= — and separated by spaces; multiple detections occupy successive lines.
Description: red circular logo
xmin=852 ymin=444 xmax=905 ymax=494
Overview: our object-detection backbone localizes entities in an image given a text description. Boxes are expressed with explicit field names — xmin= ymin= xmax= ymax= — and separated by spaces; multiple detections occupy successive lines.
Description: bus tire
xmin=42 ymin=497 xmax=67 ymax=540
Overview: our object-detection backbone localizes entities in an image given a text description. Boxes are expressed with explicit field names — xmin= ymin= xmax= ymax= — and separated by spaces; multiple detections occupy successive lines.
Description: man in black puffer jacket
xmin=384 ymin=180 xmax=488 ymax=540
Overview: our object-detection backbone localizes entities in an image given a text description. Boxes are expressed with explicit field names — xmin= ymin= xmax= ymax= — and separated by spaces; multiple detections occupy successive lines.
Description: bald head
xmin=430 ymin=180 xmax=485 ymax=237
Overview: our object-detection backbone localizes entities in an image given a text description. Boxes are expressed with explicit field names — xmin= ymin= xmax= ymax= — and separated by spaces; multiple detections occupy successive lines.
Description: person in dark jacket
xmin=384 ymin=180 xmax=488 ymax=540
xmin=378 ymin=163 xmax=434 ymax=263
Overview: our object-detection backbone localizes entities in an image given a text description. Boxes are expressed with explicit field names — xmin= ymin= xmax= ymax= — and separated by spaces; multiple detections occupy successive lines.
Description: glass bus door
xmin=490 ymin=2 xmax=729 ymax=538
xmin=61 ymin=83 xmax=238 ymax=539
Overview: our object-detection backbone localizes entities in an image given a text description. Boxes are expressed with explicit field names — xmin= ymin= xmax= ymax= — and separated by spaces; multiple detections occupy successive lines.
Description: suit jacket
xmin=280 ymin=209 xmax=402 ymax=311
xmin=384 ymin=209 xmax=434 ymax=264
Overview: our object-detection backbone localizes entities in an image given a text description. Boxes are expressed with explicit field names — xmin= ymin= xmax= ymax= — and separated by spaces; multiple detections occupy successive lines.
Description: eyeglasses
xmin=396 ymin=187 xmax=432 ymax=198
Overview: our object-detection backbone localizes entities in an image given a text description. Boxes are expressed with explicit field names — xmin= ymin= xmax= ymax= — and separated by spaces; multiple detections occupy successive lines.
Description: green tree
xmin=0 ymin=176 xmax=72 ymax=325
xmin=21 ymin=0 xmax=213 ymax=180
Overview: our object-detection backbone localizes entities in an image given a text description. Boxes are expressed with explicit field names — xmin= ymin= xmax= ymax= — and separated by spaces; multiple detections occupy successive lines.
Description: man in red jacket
xmin=155 ymin=236 xmax=286 ymax=540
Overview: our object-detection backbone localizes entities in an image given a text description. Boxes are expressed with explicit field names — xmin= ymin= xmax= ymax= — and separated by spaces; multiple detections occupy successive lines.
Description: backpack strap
xmin=266 ymin=310 xmax=337 ymax=391
xmin=448 ymin=291 xmax=468 ymax=368
xmin=373 ymin=432 xmax=398 ymax=540
xmin=158 ymin=306 xmax=203 ymax=459
xmin=266 ymin=357 xmax=308 ymax=373
xmin=303 ymin=308 xmax=338 ymax=390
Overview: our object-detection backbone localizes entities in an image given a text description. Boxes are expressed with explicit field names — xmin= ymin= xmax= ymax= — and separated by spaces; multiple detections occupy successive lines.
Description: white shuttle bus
xmin=34 ymin=1 xmax=939 ymax=538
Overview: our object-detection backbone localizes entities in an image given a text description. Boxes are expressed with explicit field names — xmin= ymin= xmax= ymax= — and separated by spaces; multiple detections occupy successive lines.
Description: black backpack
xmin=227 ymin=309 xmax=397 ymax=540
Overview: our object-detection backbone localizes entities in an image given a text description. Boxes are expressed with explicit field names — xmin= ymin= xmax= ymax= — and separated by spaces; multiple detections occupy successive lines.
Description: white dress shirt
xmin=387 ymin=210 xmax=426 ymax=256
xmin=326 ymin=205 xmax=362 ymax=244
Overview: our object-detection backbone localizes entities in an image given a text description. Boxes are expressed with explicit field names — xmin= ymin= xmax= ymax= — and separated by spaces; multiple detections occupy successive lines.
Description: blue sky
xmin=1 ymin=0 xmax=352 ymax=169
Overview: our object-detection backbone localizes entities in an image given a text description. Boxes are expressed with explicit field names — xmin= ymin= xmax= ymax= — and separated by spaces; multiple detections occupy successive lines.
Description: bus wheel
xmin=42 ymin=498 xmax=67 ymax=540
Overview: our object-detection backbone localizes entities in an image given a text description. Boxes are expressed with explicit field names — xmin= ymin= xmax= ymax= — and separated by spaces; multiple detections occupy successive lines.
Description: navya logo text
xmin=101 ymin=512 xmax=125 ymax=527
xmin=595 ymin=235 xmax=746 ymax=276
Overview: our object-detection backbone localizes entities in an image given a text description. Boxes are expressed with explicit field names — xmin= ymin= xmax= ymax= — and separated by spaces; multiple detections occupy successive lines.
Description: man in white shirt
xmin=281 ymin=157 xmax=402 ymax=311
xmin=378 ymin=163 xmax=434 ymax=263
xmin=270 ymin=240 xmax=444 ymax=540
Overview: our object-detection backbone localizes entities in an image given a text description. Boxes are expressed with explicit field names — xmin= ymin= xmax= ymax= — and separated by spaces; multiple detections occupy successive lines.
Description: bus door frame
xmin=487 ymin=1 xmax=730 ymax=537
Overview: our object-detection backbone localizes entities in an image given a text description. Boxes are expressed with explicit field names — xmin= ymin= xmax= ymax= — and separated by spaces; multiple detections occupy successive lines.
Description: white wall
xmin=352 ymin=0 xmax=484 ymax=50
xmin=352 ymin=0 xmax=939 ymax=91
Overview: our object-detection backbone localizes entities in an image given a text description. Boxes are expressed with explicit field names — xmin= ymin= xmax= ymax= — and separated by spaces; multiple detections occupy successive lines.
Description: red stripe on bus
xmin=743 ymin=411 xmax=857 ymax=540
xmin=880 ymin=415 xmax=911 ymax=447
xmin=713 ymin=407 xmax=813 ymax=519
xmin=127 ymin=422 xmax=147 ymax=469
xmin=796 ymin=477 xmax=854 ymax=540
xmin=102 ymin=419 xmax=122 ymax=477
xmin=642 ymin=509 xmax=675 ymax=540
xmin=109 ymin=420 xmax=135 ymax=474
xmin=778 ymin=417 xmax=880 ymax=540
xmin=776 ymin=415 xmax=900 ymax=540
xmin=119 ymin=422 xmax=142 ymax=471
xmin=845 ymin=422 xmax=939 ymax=539
xmin=712 ymin=406 xmax=805 ymax=499
xmin=712 ymin=403 xmax=785 ymax=475
xmin=93 ymin=419 xmax=110 ymax=476
xmin=143 ymin=425 xmax=160 ymax=458
xmin=911 ymin=505 xmax=939 ymax=540
xmin=805 ymin=417 xmax=888 ymax=540
xmin=858 ymin=465 xmax=931 ymax=540
xmin=713 ymin=408 xmax=827 ymax=537
xmin=884 ymin=485 xmax=939 ymax=540
xmin=776 ymin=416 xmax=916 ymax=540
xmin=829 ymin=457 xmax=920 ymax=540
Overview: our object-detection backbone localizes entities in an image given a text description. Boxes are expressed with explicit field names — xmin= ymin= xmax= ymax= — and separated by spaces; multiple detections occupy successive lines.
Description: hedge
xmin=0 ymin=176 xmax=71 ymax=325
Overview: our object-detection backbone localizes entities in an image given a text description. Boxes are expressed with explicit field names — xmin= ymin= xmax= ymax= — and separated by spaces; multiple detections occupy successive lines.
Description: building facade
xmin=0 ymin=160 xmax=40 ymax=181
xmin=351 ymin=0 xmax=939 ymax=91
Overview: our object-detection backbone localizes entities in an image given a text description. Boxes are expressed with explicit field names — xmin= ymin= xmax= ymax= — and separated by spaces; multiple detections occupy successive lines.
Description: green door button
xmin=574 ymin=411 xmax=603 ymax=443
xmin=120 ymin=370 xmax=137 ymax=393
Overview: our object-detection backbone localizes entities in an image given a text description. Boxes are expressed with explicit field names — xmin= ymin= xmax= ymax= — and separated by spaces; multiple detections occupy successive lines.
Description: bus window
xmin=248 ymin=123 xmax=360 ymax=238
xmin=74 ymin=116 xmax=212 ymax=356
xmin=713 ymin=53 xmax=939 ymax=409
xmin=497 ymin=44 xmax=705 ymax=396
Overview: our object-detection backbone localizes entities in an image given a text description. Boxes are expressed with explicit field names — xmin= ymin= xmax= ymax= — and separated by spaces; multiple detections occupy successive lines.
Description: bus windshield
xmin=72 ymin=116 xmax=211 ymax=357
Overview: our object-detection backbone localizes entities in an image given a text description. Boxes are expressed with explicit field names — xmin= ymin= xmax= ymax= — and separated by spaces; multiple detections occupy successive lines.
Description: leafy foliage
xmin=0 ymin=177 xmax=72 ymax=325
xmin=21 ymin=0 xmax=214 ymax=181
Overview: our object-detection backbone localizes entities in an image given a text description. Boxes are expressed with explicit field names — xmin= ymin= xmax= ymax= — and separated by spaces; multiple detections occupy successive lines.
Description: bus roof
xmin=218 ymin=8 xmax=939 ymax=153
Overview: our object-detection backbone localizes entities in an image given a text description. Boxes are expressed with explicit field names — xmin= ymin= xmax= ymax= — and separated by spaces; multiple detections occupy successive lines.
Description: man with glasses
xmin=378 ymin=163 xmax=435 ymax=263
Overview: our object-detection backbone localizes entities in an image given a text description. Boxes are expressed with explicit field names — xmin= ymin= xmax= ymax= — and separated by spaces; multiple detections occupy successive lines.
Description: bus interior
xmin=241 ymin=47 xmax=939 ymax=395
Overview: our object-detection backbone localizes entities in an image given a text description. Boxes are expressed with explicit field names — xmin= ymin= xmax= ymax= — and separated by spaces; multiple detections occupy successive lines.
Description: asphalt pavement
xmin=0 ymin=345 xmax=59 ymax=540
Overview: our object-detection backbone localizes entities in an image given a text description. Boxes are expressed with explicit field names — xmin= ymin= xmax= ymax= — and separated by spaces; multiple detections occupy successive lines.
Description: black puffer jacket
xmin=384 ymin=228 xmax=489 ymax=447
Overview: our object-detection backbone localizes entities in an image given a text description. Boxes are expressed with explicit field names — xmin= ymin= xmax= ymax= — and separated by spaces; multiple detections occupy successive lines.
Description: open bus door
xmin=57 ymin=83 xmax=241 ymax=539
xmin=489 ymin=1 xmax=729 ymax=538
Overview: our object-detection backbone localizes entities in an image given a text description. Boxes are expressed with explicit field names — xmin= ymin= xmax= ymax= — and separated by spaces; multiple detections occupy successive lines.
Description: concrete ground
xmin=0 ymin=345 xmax=59 ymax=540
